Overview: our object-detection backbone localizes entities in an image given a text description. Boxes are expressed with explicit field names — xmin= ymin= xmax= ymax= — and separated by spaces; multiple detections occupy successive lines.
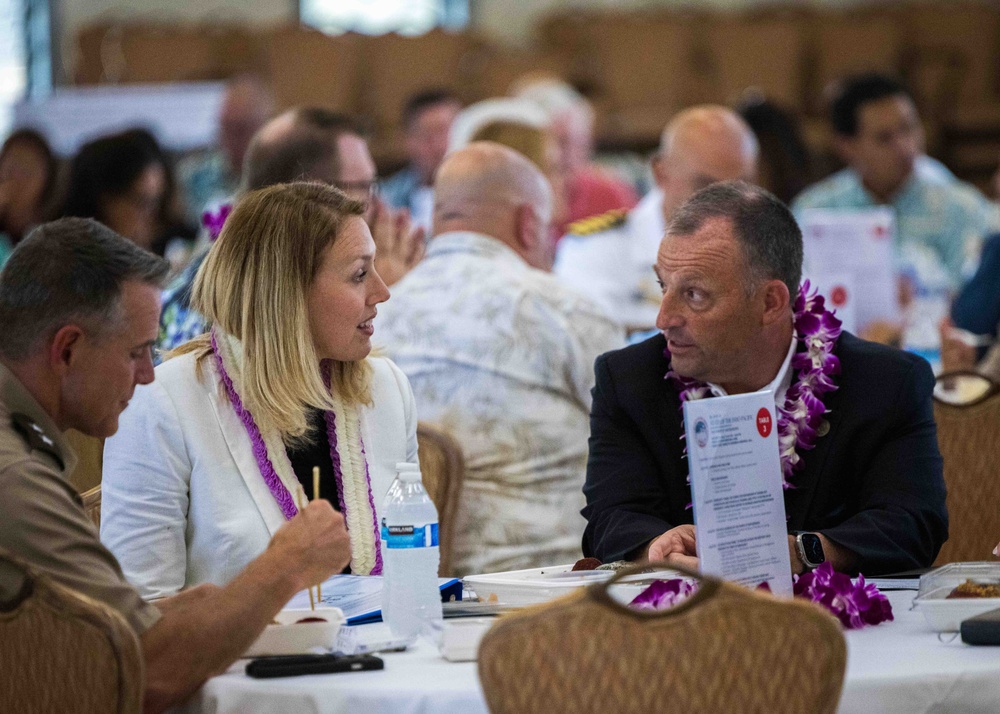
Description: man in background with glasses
xmin=157 ymin=107 xmax=424 ymax=357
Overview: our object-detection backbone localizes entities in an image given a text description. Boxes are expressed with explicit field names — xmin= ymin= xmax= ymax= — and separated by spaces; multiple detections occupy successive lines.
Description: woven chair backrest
xmin=416 ymin=422 xmax=465 ymax=577
xmin=479 ymin=565 xmax=846 ymax=714
xmin=82 ymin=485 xmax=102 ymax=530
xmin=0 ymin=548 xmax=143 ymax=714
xmin=934 ymin=383 xmax=1000 ymax=564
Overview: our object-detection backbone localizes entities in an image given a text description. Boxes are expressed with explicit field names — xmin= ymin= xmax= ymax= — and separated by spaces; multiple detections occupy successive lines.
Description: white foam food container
xmin=913 ymin=562 xmax=1000 ymax=631
xmin=244 ymin=607 xmax=346 ymax=657
xmin=463 ymin=564 xmax=685 ymax=607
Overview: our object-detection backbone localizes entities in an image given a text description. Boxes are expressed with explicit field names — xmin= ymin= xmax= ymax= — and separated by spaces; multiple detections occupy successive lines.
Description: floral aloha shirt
xmin=375 ymin=231 xmax=624 ymax=576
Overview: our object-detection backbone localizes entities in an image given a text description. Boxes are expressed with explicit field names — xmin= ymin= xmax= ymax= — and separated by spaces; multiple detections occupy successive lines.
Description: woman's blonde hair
xmin=184 ymin=181 xmax=370 ymax=444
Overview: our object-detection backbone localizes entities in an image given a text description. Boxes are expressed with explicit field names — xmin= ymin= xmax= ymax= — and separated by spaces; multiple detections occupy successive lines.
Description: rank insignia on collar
xmin=11 ymin=413 xmax=64 ymax=470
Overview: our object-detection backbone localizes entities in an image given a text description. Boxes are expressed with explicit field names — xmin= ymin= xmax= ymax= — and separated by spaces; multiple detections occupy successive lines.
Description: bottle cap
xmin=395 ymin=462 xmax=421 ymax=481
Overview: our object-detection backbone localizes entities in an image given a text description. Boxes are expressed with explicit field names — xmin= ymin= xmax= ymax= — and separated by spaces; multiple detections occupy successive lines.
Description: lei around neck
xmin=210 ymin=329 xmax=383 ymax=575
xmin=665 ymin=281 xmax=842 ymax=490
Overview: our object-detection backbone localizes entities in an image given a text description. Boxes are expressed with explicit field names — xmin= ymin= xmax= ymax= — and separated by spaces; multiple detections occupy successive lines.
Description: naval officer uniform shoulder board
xmin=567 ymin=209 xmax=628 ymax=237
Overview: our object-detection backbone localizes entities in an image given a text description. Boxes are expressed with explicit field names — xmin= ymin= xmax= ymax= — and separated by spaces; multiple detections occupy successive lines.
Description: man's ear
xmin=760 ymin=279 xmax=792 ymax=327
xmin=833 ymin=135 xmax=857 ymax=166
xmin=514 ymin=203 xmax=539 ymax=252
xmin=651 ymin=152 xmax=669 ymax=190
xmin=48 ymin=324 xmax=85 ymax=375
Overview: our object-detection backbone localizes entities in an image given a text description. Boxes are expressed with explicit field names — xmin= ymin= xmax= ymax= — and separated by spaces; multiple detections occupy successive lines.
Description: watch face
xmin=801 ymin=533 xmax=825 ymax=565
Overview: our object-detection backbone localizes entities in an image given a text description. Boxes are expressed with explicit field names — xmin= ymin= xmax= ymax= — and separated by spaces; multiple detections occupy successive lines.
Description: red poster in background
xmin=756 ymin=407 xmax=773 ymax=438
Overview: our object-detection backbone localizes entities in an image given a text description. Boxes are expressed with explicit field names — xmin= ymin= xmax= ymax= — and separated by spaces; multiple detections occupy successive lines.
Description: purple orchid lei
xmin=202 ymin=203 xmax=232 ymax=241
xmin=211 ymin=332 xmax=384 ymax=575
xmin=665 ymin=280 xmax=842 ymax=491
xmin=794 ymin=563 xmax=893 ymax=628
xmin=629 ymin=563 xmax=893 ymax=630
xmin=211 ymin=330 xmax=297 ymax=521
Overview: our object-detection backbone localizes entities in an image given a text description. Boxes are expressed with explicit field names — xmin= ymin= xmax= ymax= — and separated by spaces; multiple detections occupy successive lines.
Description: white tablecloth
xmin=838 ymin=591 xmax=1000 ymax=713
xmin=179 ymin=591 xmax=1000 ymax=714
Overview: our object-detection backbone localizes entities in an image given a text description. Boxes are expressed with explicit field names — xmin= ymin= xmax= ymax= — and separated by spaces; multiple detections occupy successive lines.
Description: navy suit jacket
xmin=581 ymin=332 xmax=948 ymax=575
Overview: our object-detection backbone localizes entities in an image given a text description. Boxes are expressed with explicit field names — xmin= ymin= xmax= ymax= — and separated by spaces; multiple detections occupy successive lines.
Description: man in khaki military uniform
xmin=0 ymin=361 xmax=161 ymax=633
xmin=0 ymin=218 xmax=352 ymax=713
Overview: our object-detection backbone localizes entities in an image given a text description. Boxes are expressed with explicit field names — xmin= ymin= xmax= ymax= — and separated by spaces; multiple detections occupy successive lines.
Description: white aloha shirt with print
xmin=375 ymin=231 xmax=623 ymax=576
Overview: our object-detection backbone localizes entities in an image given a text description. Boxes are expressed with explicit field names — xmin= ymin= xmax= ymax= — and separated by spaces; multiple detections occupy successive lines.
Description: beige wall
xmin=56 ymin=0 xmax=873 ymax=61
xmin=56 ymin=0 xmax=295 ymax=80
xmin=59 ymin=0 xmax=293 ymax=30
xmin=473 ymin=0 xmax=874 ymax=47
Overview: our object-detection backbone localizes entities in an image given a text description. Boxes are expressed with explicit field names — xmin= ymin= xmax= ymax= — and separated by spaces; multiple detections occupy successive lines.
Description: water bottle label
xmin=381 ymin=522 xmax=439 ymax=548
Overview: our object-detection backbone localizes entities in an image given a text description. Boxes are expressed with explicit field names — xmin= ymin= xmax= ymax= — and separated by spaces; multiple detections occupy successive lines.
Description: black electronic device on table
xmin=246 ymin=653 xmax=384 ymax=678
xmin=960 ymin=607 xmax=1000 ymax=645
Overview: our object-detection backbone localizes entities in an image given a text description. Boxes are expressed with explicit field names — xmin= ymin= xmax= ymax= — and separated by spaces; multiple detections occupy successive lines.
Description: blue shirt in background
xmin=792 ymin=156 xmax=998 ymax=290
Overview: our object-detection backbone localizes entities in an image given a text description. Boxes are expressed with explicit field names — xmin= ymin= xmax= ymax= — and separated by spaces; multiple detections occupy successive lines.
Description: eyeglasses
xmin=333 ymin=179 xmax=379 ymax=200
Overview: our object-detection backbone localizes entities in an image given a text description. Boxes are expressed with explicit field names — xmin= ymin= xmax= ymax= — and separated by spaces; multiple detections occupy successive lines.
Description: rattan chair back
xmin=479 ymin=564 xmax=846 ymax=714
xmin=65 ymin=430 xmax=105 ymax=494
xmin=0 ymin=548 xmax=143 ymax=714
xmin=933 ymin=373 xmax=1000 ymax=564
xmin=82 ymin=485 xmax=102 ymax=529
xmin=416 ymin=422 xmax=465 ymax=577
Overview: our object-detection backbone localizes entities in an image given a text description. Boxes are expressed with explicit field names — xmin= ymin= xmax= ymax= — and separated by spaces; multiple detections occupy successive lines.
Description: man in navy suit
xmin=582 ymin=181 xmax=947 ymax=576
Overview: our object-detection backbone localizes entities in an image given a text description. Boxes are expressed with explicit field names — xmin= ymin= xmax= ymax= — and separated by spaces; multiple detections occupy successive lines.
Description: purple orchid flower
xmin=629 ymin=564 xmax=893 ymax=630
xmin=792 ymin=563 xmax=893 ymax=629
xmin=202 ymin=203 xmax=233 ymax=241
xmin=629 ymin=579 xmax=698 ymax=610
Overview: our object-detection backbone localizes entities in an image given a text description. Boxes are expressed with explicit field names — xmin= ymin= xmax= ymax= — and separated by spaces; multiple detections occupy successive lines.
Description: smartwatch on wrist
xmin=794 ymin=532 xmax=826 ymax=570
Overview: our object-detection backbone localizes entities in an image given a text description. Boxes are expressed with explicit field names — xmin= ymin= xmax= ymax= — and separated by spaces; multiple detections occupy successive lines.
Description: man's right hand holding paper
xmin=645 ymin=524 xmax=699 ymax=569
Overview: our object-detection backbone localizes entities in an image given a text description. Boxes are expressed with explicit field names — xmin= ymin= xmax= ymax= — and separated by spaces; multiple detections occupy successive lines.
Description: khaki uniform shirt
xmin=0 ymin=363 xmax=160 ymax=634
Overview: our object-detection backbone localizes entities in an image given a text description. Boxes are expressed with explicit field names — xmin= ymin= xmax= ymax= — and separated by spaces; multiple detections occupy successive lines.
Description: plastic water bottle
xmin=380 ymin=462 xmax=443 ymax=641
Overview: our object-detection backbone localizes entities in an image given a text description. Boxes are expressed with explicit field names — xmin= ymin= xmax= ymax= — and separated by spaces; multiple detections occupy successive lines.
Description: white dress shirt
xmin=554 ymin=188 xmax=666 ymax=328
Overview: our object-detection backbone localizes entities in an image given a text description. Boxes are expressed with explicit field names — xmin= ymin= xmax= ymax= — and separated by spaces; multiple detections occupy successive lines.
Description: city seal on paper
xmin=694 ymin=418 xmax=709 ymax=448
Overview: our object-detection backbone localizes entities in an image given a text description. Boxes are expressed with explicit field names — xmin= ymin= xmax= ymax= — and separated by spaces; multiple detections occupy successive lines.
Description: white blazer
xmin=101 ymin=352 xmax=418 ymax=599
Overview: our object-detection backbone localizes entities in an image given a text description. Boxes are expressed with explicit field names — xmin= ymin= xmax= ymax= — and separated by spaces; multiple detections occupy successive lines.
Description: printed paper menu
xmin=799 ymin=207 xmax=899 ymax=333
xmin=683 ymin=392 xmax=793 ymax=595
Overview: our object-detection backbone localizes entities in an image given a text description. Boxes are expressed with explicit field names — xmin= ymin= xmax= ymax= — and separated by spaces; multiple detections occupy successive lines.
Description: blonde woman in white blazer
xmin=102 ymin=182 xmax=419 ymax=600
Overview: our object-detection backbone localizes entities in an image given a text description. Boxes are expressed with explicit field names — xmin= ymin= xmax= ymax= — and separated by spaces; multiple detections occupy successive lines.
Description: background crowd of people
xmin=2 ymin=16 xmax=1000 ymax=706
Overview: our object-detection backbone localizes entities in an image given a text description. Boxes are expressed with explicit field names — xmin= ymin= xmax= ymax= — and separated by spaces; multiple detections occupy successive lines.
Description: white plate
xmin=463 ymin=564 xmax=684 ymax=607
xmin=244 ymin=607 xmax=346 ymax=657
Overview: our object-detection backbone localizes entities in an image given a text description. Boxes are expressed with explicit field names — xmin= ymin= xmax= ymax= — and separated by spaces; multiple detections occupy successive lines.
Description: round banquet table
xmin=176 ymin=591 xmax=1000 ymax=714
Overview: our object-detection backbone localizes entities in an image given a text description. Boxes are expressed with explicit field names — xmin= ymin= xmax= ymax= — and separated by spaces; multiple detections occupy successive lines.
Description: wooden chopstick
xmin=296 ymin=487 xmax=316 ymax=611
xmin=312 ymin=466 xmax=322 ymax=602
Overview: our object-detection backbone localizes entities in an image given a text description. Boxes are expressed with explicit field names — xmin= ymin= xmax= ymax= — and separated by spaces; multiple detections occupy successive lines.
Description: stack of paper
xmin=286 ymin=574 xmax=462 ymax=625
